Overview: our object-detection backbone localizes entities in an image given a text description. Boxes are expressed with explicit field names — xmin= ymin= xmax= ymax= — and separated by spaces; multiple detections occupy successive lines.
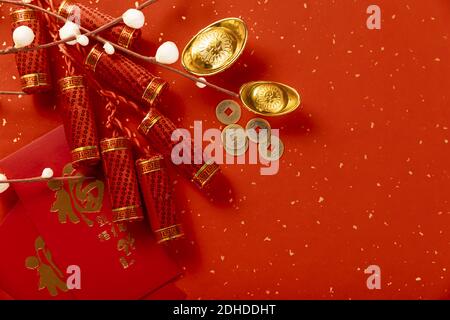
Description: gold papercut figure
xmin=25 ymin=236 xmax=68 ymax=297
xmin=48 ymin=163 xmax=105 ymax=227
xmin=117 ymin=234 xmax=136 ymax=257
xmin=48 ymin=180 xmax=80 ymax=224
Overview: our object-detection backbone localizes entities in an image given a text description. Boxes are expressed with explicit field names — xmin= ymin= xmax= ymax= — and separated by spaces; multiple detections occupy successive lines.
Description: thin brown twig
xmin=0 ymin=91 xmax=26 ymax=95
xmin=0 ymin=0 xmax=240 ymax=98
xmin=0 ymin=0 xmax=159 ymax=55
xmin=0 ymin=176 xmax=95 ymax=184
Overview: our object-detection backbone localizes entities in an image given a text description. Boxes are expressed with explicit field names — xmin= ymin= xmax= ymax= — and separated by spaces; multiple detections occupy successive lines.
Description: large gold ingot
xmin=239 ymin=81 xmax=301 ymax=117
xmin=182 ymin=18 xmax=248 ymax=76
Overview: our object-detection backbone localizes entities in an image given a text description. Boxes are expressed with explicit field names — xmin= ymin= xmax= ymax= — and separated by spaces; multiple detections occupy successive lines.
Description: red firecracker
xmin=57 ymin=0 xmax=140 ymax=48
xmin=138 ymin=108 xmax=220 ymax=188
xmin=57 ymin=76 xmax=100 ymax=168
xmin=100 ymin=137 xmax=144 ymax=223
xmin=136 ymin=155 xmax=184 ymax=243
xmin=84 ymin=44 xmax=168 ymax=109
xmin=10 ymin=8 xmax=51 ymax=94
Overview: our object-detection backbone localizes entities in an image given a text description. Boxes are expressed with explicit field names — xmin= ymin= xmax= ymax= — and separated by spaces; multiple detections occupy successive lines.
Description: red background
xmin=1 ymin=0 xmax=450 ymax=299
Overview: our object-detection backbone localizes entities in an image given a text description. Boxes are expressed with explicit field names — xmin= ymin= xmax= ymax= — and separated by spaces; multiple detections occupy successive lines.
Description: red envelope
xmin=0 ymin=202 xmax=75 ymax=300
xmin=0 ymin=126 xmax=183 ymax=300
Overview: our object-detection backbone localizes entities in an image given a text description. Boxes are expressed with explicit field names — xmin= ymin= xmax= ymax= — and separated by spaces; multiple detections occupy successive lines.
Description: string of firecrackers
xmin=0 ymin=0 xmax=300 ymax=242
xmin=0 ymin=0 xmax=186 ymax=242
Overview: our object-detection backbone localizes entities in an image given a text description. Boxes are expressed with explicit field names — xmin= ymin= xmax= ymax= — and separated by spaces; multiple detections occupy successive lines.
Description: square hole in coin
xmin=224 ymin=107 xmax=233 ymax=116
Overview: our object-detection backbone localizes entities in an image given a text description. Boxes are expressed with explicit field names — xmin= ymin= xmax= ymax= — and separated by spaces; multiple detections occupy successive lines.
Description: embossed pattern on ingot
xmin=84 ymin=45 xmax=168 ymax=109
xmin=57 ymin=0 xmax=140 ymax=48
xmin=57 ymin=76 xmax=100 ymax=168
xmin=191 ymin=28 xmax=236 ymax=69
xmin=100 ymin=137 xmax=143 ymax=223
xmin=11 ymin=8 xmax=51 ymax=94
xmin=138 ymin=109 xmax=221 ymax=188
xmin=137 ymin=156 xmax=183 ymax=243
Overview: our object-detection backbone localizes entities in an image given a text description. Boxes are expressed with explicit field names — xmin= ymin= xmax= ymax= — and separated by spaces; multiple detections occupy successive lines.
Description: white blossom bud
xmin=155 ymin=41 xmax=179 ymax=65
xmin=196 ymin=77 xmax=207 ymax=89
xmin=122 ymin=9 xmax=145 ymax=29
xmin=76 ymin=34 xmax=89 ymax=46
xmin=0 ymin=173 xmax=10 ymax=194
xmin=59 ymin=21 xmax=81 ymax=45
xmin=103 ymin=42 xmax=115 ymax=55
xmin=12 ymin=26 xmax=35 ymax=48
xmin=41 ymin=168 xmax=54 ymax=179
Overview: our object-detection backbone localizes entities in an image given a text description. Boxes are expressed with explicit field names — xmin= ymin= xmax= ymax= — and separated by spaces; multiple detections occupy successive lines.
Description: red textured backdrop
xmin=1 ymin=0 xmax=450 ymax=299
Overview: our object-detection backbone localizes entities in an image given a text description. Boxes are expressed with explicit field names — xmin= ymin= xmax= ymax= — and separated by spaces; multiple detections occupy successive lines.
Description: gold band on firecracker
xmin=138 ymin=113 xmax=163 ymax=136
xmin=117 ymin=26 xmax=137 ymax=49
xmin=100 ymin=137 xmax=130 ymax=154
xmin=10 ymin=9 xmax=37 ymax=23
xmin=136 ymin=157 xmax=164 ymax=175
xmin=192 ymin=161 xmax=221 ymax=188
xmin=71 ymin=146 xmax=100 ymax=166
xmin=85 ymin=45 xmax=104 ymax=72
xmin=142 ymin=78 xmax=168 ymax=107
xmin=57 ymin=0 xmax=73 ymax=18
xmin=59 ymin=0 xmax=139 ymax=49
xmin=112 ymin=205 xmax=144 ymax=223
xmin=57 ymin=75 xmax=85 ymax=92
xmin=155 ymin=224 xmax=184 ymax=244
xmin=20 ymin=73 xmax=50 ymax=91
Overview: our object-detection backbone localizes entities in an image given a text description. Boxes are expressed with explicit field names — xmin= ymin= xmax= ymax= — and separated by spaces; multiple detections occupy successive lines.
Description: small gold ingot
xmin=58 ymin=76 xmax=85 ymax=92
xmin=11 ymin=9 xmax=37 ymax=23
xmin=192 ymin=162 xmax=220 ymax=188
xmin=182 ymin=18 xmax=248 ymax=76
xmin=239 ymin=81 xmax=301 ymax=117
xmin=21 ymin=73 xmax=50 ymax=90
xmin=112 ymin=205 xmax=143 ymax=223
xmin=85 ymin=45 xmax=104 ymax=72
xmin=155 ymin=225 xmax=184 ymax=243
xmin=100 ymin=137 xmax=130 ymax=154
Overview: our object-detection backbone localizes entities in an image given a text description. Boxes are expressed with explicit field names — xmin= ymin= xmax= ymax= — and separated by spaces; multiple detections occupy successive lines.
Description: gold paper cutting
xmin=25 ymin=236 xmax=68 ymax=297
xmin=48 ymin=163 xmax=104 ymax=226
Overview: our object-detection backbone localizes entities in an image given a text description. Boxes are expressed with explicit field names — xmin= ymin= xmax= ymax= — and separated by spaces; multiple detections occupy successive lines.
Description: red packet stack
xmin=0 ymin=127 xmax=185 ymax=300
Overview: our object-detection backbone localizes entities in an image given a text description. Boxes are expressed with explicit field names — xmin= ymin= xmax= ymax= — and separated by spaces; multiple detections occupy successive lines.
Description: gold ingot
xmin=182 ymin=18 xmax=248 ymax=76
xmin=239 ymin=81 xmax=301 ymax=117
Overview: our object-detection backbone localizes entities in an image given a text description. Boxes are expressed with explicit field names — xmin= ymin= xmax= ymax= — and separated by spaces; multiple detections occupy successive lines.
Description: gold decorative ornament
xmin=182 ymin=17 xmax=248 ymax=76
xmin=259 ymin=135 xmax=285 ymax=161
xmin=221 ymin=124 xmax=247 ymax=150
xmin=20 ymin=73 xmax=50 ymax=91
xmin=192 ymin=162 xmax=221 ymax=188
xmin=216 ymin=99 xmax=242 ymax=125
xmin=155 ymin=225 xmax=184 ymax=244
xmin=239 ymin=81 xmax=301 ymax=117
xmin=246 ymin=118 xmax=271 ymax=144
xmin=10 ymin=9 xmax=37 ymax=23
